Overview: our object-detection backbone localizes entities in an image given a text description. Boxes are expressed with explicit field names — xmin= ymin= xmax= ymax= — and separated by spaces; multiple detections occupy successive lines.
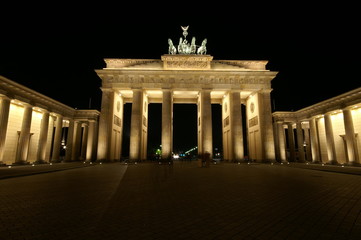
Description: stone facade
xmin=96 ymin=55 xmax=278 ymax=162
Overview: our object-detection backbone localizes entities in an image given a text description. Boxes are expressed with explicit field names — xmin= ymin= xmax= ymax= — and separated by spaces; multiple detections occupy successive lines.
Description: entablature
xmin=96 ymin=70 xmax=276 ymax=91
xmin=273 ymin=87 xmax=361 ymax=122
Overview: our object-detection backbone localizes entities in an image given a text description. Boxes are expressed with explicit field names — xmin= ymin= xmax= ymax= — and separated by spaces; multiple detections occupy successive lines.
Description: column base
xmin=34 ymin=160 xmax=48 ymax=165
xmin=346 ymin=161 xmax=361 ymax=167
xmin=327 ymin=160 xmax=339 ymax=165
xmin=262 ymin=159 xmax=275 ymax=164
xmin=13 ymin=160 xmax=30 ymax=165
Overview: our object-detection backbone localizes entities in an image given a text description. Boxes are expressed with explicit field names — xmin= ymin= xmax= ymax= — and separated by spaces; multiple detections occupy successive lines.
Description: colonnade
xmin=97 ymin=89 xmax=219 ymax=162
xmin=0 ymin=76 xmax=100 ymax=165
xmin=96 ymin=87 xmax=276 ymax=162
xmin=273 ymin=104 xmax=361 ymax=165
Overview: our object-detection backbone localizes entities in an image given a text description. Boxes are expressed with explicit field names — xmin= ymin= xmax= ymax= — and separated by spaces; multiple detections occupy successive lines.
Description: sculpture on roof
xmin=197 ymin=38 xmax=207 ymax=55
xmin=168 ymin=26 xmax=208 ymax=55
xmin=168 ymin=39 xmax=177 ymax=54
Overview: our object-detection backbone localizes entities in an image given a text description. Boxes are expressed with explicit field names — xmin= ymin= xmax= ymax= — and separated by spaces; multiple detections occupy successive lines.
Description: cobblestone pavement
xmin=0 ymin=162 xmax=96 ymax=180
xmin=1 ymin=161 xmax=361 ymax=240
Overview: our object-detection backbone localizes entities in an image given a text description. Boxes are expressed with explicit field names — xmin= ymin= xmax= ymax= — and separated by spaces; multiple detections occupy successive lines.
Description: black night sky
xmin=1 ymin=2 xmax=360 ymax=155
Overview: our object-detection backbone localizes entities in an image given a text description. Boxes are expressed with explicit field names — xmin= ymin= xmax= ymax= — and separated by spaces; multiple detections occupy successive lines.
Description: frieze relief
xmin=214 ymin=60 xmax=268 ymax=70
xmin=167 ymin=61 xmax=208 ymax=69
xmin=105 ymin=59 xmax=160 ymax=68
xmin=162 ymin=55 xmax=213 ymax=70
xmin=99 ymin=73 xmax=272 ymax=87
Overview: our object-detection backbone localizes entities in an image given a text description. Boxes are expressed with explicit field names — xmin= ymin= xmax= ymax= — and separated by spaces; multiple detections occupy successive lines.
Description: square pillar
xmin=222 ymin=91 xmax=244 ymax=162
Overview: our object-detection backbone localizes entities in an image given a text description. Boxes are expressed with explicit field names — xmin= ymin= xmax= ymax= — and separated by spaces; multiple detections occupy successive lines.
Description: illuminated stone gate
xmin=95 ymin=28 xmax=278 ymax=162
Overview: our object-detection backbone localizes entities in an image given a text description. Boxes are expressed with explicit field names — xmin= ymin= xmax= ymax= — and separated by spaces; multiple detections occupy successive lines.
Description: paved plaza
xmin=1 ymin=161 xmax=361 ymax=240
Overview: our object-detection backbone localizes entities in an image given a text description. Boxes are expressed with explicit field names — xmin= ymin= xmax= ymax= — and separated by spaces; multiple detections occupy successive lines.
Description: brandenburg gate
xmin=95 ymin=27 xmax=278 ymax=162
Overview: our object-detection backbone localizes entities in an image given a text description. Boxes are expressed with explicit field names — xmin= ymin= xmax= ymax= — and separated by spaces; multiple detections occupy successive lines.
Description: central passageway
xmin=1 ymin=162 xmax=361 ymax=239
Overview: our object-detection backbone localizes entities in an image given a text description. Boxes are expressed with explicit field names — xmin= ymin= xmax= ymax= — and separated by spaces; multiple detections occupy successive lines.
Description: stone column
xmin=80 ymin=123 xmax=88 ymax=160
xmin=36 ymin=110 xmax=49 ymax=162
xmin=161 ymin=89 xmax=173 ymax=161
xmin=273 ymin=120 xmax=280 ymax=161
xmin=304 ymin=126 xmax=312 ymax=161
xmin=72 ymin=121 xmax=82 ymax=161
xmin=277 ymin=121 xmax=287 ymax=162
xmin=129 ymin=89 xmax=142 ymax=161
xmin=65 ymin=119 xmax=74 ymax=162
xmin=97 ymin=89 xmax=114 ymax=161
xmin=15 ymin=103 xmax=33 ymax=163
xmin=309 ymin=117 xmax=320 ymax=163
xmin=51 ymin=114 xmax=63 ymax=162
xmin=343 ymin=108 xmax=359 ymax=165
xmin=258 ymin=90 xmax=275 ymax=161
xmin=199 ymin=89 xmax=213 ymax=159
xmin=287 ymin=122 xmax=296 ymax=162
xmin=86 ymin=120 xmax=96 ymax=161
xmin=230 ymin=92 xmax=244 ymax=161
xmin=324 ymin=113 xmax=337 ymax=164
xmin=0 ymin=96 xmax=11 ymax=163
xmin=296 ymin=121 xmax=305 ymax=162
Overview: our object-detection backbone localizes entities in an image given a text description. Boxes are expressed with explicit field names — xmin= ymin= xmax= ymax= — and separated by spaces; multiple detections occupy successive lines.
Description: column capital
xmin=131 ymin=88 xmax=142 ymax=91
xmin=100 ymin=87 xmax=114 ymax=93
xmin=342 ymin=106 xmax=357 ymax=111
xmin=51 ymin=112 xmax=63 ymax=118
xmin=162 ymin=88 xmax=173 ymax=92
xmin=0 ymin=94 xmax=11 ymax=101
xmin=229 ymin=89 xmax=241 ymax=93
xmin=81 ymin=122 xmax=89 ymax=127
xmin=33 ymin=107 xmax=49 ymax=113
xmin=258 ymin=89 xmax=273 ymax=94
xmin=21 ymin=102 xmax=33 ymax=108
xmin=86 ymin=119 xmax=97 ymax=123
